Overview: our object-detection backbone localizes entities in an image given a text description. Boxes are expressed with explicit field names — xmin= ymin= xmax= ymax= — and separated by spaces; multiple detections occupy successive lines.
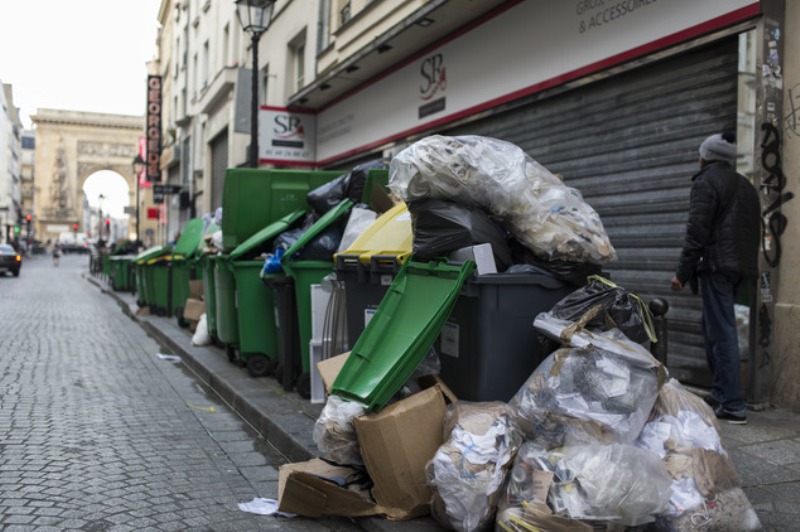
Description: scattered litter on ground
xmin=238 ymin=497 xmax=296 ymax=517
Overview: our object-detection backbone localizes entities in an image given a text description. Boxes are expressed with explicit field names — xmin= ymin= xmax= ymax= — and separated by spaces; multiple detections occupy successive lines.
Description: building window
xmin=261 ymin=66 xmax=270 ymax=105
xmin=202 ymin=40 xmax=209 ymax=88
xmin=289 ymin=30 xmax=307 ymax=93
xmin=317 ymin=0 xmax=331 ymax=53
xmin=339 ymin=1 xmax=351 ymax=26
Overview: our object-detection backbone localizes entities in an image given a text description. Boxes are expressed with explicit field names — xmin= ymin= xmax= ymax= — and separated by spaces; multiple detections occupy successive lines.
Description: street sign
xmin=153 ymin=184 xmax=182 ymax=195
xmin=123 ymin=206 xmax=135 ymax=215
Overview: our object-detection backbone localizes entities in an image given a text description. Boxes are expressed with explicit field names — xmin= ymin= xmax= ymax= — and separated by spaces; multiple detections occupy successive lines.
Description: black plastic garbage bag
xmin=295 ymin=222 xmax=344 ymax=261
xmin=346 ymin=159 xmax=387 ymax=204
xmin=307 ymin=174 xmax=350 ymax=215
xmin=546 ymin=275 xmax=655 ymax=345
xmin=408 ymin=198 xmax=512 ymax=270
xmin=508 ymin=240 xmax=601 ymax=285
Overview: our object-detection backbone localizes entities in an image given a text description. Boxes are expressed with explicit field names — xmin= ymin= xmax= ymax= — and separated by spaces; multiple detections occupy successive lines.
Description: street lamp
xmin=132 ymin=154 xmax=145 ymax=246
xmin=235 ymin=0 xmax=276 ymax=168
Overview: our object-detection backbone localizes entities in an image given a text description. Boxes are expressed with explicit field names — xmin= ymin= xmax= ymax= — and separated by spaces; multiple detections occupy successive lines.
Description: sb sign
xmin=261 ymin=107 xmax=316 ymax=165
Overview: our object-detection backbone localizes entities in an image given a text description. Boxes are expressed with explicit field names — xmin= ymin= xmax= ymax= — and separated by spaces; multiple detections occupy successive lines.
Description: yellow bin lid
xmin=336 ymin=202 xmax=413 ymax=266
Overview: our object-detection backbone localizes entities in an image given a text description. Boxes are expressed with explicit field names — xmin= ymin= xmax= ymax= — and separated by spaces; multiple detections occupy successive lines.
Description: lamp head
xmin=235 ymin=0 xmax=275 ymax=35
xmin=132 ymin=154 xmax=145 ymax=175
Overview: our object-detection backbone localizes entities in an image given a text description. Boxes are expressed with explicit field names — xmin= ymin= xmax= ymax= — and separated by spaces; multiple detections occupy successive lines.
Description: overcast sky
xmin=1 ymin=0 xmax=163 ymax=129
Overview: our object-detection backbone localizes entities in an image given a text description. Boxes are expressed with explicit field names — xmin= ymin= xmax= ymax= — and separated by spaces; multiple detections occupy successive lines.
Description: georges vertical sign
xmin=146 ymin=75 xmax=162 ymax=183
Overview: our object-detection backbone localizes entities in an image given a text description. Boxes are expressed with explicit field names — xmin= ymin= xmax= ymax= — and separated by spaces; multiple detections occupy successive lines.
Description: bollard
xmin=649 ymin=297 xmax=669 ymax=366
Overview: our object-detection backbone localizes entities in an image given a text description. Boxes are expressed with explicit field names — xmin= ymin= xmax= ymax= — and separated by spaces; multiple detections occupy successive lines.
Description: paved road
xmin=0 ymin=253 xmax=360 ymax=531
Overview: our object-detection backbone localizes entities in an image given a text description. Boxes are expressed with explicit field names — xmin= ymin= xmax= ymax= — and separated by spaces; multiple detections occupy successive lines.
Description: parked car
xmin=58 ymin=232 xmax=91 ymax=254
xmin=0 ymin=244 xmax=22 ymax=276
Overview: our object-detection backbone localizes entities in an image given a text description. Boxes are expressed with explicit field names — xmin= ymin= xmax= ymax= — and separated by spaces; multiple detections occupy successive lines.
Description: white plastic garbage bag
xmin=388 ymin=135 xmax=616 ymax=264
xmin=312 ymin=395 xmax=366 ymax=466
xmin=191 ymin=313 xmax=211 ymax=346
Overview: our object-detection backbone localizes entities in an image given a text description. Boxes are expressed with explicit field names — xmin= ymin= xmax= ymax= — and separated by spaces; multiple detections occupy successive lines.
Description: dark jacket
xmin=676 ymin=161 xmax=761 ymax=284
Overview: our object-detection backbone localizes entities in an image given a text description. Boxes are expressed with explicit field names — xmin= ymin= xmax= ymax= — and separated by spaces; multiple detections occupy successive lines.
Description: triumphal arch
xmin=31 ymin=109 xmax=143 ymax=242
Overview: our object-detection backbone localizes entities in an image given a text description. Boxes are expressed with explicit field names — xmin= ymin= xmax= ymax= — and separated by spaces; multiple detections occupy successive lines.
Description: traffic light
xmin=13 ymin=225 xmax=20 ymax=234
xmin=25 ymin=215 xmax=32 ymax=234
xmin=25 ymin=215 xmax=31 ymax=222
xmin=72 ymin=223 xmax=79 ymax=234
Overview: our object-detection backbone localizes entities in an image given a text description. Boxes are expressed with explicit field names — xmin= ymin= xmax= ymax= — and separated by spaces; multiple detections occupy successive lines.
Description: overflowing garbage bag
xmin=426 ymin=402 xmax=522 ymax=532
xmin=388 ymin=135 xmax=616 ymax=264
xmin=307 ymin=159 xmax=388 ymax=215
xmin=510 ymin=331 xmax=664 ymax=446
xmin=639 ymin=379 xmax=762 ymax=531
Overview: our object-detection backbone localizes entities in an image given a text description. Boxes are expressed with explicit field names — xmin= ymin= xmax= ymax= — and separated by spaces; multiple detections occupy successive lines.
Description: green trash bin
xmin=109 ymin=255 xmax=136 ymax=291
xmin=221 ymin=168 xmax=344 ymax=252
xmin=280 ymin=200 xmax=355 ymax=397
xmin=147 ymin=219 xmax=205 ymax=318
xmin=133 ymin=246 xmax=172 ymax=308
xmin=331 ymin=259 xmax=476 ymax=411
xmin=214 ymin=255 xmax=239 ymax=362
xmin=200 ymin=252 xmax=220 ymax=344
xmin=226 ymin=209 xmax=306 ymax=376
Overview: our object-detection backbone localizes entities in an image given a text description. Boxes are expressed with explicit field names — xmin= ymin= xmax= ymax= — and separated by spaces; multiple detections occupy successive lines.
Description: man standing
xmin=671 ymin=132 xmax=760 ymax=425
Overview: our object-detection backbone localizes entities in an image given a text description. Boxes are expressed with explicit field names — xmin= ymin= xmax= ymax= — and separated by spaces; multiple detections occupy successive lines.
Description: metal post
xmin=250 ymin=32 xmax=260 ymax=168
xmin=649 ymin=297 xmax=670 ymax=366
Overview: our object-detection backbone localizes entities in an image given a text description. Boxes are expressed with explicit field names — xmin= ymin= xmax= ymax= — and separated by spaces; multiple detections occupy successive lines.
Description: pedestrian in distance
xmin=670 ymin=132 xmax=761 ymax=425
xmin=52 ymin=243 xmax=62 ymax=266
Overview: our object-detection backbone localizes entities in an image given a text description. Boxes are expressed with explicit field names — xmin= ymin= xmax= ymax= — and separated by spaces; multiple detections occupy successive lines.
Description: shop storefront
xmin=297 ymin=0 xmax=787 ymax=401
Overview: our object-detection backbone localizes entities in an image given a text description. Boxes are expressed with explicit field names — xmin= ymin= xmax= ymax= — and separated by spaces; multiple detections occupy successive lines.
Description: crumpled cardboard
xmin=279 ymin=355 xmax=457 ymax=519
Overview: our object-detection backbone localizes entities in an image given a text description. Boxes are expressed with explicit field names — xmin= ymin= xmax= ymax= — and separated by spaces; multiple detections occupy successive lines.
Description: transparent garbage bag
xmin=426 ymin=402 xmax=522 ymax=532
xmin=337 ymin=206 xmax=377 ymax=253
xmin=496 ymin=442 xmax=671 ymax=528
xmin=388 ymin=135 xmax=616 ymax=264
xmin=510 ymin=338 xmax=663 ymax=445
xmin=638 ymin=380 xmax=762 ymax=531
xmin=312 ymin=395 xmax=366 ymax=466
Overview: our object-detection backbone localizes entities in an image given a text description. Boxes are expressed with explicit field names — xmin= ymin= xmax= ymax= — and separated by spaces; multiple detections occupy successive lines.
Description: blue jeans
xmin=700 ymin=271 xmax=747 ymax=414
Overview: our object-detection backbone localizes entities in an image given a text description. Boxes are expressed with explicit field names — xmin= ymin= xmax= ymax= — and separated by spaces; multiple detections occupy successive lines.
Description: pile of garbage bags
xmin=310 ymin=274 xmax=760 ymax=531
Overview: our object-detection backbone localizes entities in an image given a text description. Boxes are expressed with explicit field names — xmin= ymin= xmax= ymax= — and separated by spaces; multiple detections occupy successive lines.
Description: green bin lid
xmin=172 ymin=218 xmax=205 ymax=258
xmin=281 ymin=199 xmax=353 ymax=274
xmin=228 ymin=209 xmax=307 ymax=261
xmin=134 ymin=245 xmax=172 ymax=264
xmin=331 ymin=259 xmax=476 ymax=411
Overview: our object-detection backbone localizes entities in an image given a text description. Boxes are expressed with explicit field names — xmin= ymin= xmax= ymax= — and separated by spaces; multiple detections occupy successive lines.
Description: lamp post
xmin=235 ymin=0 xmax=276 ymax=168
xmin=132 ymin=155 xmax=145 ymax=246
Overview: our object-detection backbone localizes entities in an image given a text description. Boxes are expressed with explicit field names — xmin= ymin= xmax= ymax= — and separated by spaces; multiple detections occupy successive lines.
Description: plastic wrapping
xmin=191 ymin=314 xmax=211 ymax=346
xmin=307 ymin=174 xmax=349 ymax=215
xmin=540 ymin=275 xmax=656 ymax=344
xmin=337 ymin=207 xmax=377 ymax=253
xmin=497 ymin=442 xmax=671 ymax=528
xmin=510 ymin=339 xmax=663 ymax=445
xmin=408 ymin=198 xmax=513 ymax=269
xmin=638 ymin=380 xmax=762 ymax=531
xmin=388 ymin=135 xmax=616 ymax=264
xmin=312 ymin=395 xmax=366 ymax=466
xmin=427 ymin=402 xmax=522 ymax=532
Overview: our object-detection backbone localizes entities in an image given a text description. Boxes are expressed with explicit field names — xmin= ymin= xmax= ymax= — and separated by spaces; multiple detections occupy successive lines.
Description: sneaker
xmin=715 ymin=407 xmax=747 ymax=425
xmin=703 ymin=394 xmax=720 ymax=408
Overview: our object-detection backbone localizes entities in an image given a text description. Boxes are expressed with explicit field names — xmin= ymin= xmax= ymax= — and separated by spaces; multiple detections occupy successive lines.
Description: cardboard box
xmin=449 ymin=244 xmax=497 ymax=275
xmin=189 ymin=279 xmax=204 ymax=300
xmin=280 ymin=353 xmax=457 ymax=519
xmin=278 ymin=458 xmax=378 ymax=517
xmin=183 ymin=297 xmax=205 ymax=322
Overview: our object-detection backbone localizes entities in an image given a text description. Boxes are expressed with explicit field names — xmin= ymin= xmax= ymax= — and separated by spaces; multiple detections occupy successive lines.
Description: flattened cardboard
xmin=353 ymin=385 xmax=448 ymax=519
xmin=189 ymin=279 xmax=204 ymax=300
xmin=277 ymin=458 xmax=379 ymax=517
xmin=317 ymin=352 xmax=351 ymax=394
xmin=183 ymin=298 xmax=205 ymax=322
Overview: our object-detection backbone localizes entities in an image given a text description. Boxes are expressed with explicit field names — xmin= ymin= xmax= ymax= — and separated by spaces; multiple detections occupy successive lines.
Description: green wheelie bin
xmin=279 ymin=200 xmax=355 ymax=398
xmin=226 ymin=209 xmax=307 ymax=377
xmin=133 ymin=246 xmax=172 ymax=308
xmin=148 ymin=219 xmax=205 ymax=317
xmin=214 ymin=254 xmax=239 ymax=362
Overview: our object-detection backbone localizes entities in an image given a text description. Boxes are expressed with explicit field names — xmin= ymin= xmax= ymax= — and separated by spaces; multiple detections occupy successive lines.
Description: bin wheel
xmin=212 ymin=336 xmax=224 ymax=348
xmin=176 ymin=307 xmax=189 ymax=329
xmin=247 ymin=355 xmax=272 ymax=378
xmin=273 ymin=363 xmax=284 ymax=385
xmin=296 ymin=373 xmax=311 ymax=399
xmin=225 ymin=345 xmax=238 ymax=364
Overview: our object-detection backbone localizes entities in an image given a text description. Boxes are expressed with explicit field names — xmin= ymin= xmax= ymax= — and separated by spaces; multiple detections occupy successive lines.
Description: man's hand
xmin=670 ymin=276 xmax=684 ymax=292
